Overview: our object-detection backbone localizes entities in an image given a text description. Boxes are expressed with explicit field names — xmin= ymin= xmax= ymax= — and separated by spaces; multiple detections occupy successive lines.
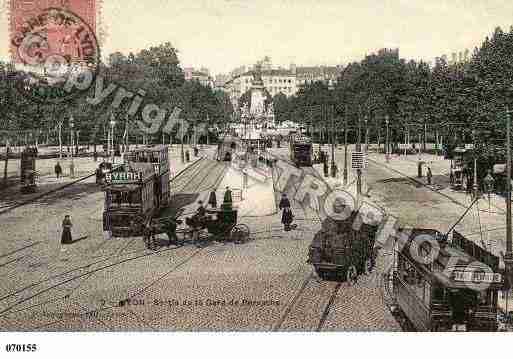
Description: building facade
xmin=184 ymin=67 xmax=214 ymax=88
xmin=222 ymin=58 xmax=342 ymax=108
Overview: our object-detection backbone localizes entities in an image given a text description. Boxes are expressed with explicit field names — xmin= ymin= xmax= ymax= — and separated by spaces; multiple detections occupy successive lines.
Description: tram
xmin=20 ymin=147 xmax=38 ymax=193
xmin=451 ymin=148 xmax=469 ymax=189
xmin=391 ymin=228 xmax=502 ymax=331
xmin=308 ymin=213 xmax=378 ymax=280
xmin=290 ymin=134 xmax=313 ymax=167
xmin=217 ymin=136 xmax=239 ymax=161
xmin=103 ymin=145 xmax=170 ymax=237
xmin=102 ymin=162 xmax=156 ymax=237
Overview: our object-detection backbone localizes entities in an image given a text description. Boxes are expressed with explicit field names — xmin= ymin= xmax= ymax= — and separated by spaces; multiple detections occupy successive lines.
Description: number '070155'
xmin=5 ymin=344 xmax=37 ymax=352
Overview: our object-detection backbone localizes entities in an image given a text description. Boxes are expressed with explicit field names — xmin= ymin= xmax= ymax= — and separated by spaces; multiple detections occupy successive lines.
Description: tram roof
xmin=399 ymin=228 xmax=503 ymax=290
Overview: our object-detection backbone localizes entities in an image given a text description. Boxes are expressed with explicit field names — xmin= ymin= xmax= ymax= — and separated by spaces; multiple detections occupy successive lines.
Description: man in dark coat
xmin=55 ymin=162 xmax=62 ymax=179
xmin=427 ymin=166 xmax=433 ymax=185
xmin=61 ymin=215 xmax=73 ymax=244
xmin=323 ymin=159 xmax=329 ymax=177
xmin=222 ymin=186 xmax=233 ymax=210
xmin=208 ymin=189 xmax=217 ymax=208
xmin=279 ymin=193 xmax=293 ymax=231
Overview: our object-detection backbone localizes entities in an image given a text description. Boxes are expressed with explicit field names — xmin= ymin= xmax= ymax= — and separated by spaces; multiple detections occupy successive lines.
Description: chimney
xmin=290 ymin=63 xmax=296 ymax=74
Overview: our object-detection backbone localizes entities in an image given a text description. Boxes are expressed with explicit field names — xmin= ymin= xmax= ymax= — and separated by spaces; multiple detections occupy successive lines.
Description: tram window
xmin=477 ymin=291 xmax=491 ymax=306
xmin=433 ymin=286 xmax=446 ymax=302
xmin=130 ymin=191 xmax=141 ymax=205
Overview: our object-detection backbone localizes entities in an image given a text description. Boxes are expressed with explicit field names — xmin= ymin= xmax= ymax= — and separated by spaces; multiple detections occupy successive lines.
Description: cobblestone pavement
xmin=2 ymin=144 xmax=507 ymax=331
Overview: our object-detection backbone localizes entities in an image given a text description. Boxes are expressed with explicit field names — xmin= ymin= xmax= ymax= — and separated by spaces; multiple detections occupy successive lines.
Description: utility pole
xmin=180 ymin=117 xmax=185 ymax=164
xmin=357 ymin=112 xmax=362 ymax=206
xmin=505 ymin=108 xmax=513 ymax=296
xmin=58 ymin=120 xmax=63 ymax=160
xmin=472 ymin=129 xmax=478 ymax=199
xmin=330 ymin=105 xmax=336 ymax=177
xmin=343 ymin=108 xmax=348 ymax=186
xmin=385 ymin=115 xmax=390 ymax=163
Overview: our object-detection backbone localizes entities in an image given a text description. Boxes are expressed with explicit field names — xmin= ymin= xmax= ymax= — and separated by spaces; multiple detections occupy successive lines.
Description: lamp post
xmin=385 ymin=115 xmax=390 ymax=163
xmin=472 ymin=129 xmax=478 ymax=199
xmin=483 ymin=170 xmax=495 ymax=211
xmin=69 ymin=116 xmax=75 ymax=178
xmin=505 ymin=108 xmax=513 ymax=299
xmin=110 ymin=115 xmax=116 ymax=164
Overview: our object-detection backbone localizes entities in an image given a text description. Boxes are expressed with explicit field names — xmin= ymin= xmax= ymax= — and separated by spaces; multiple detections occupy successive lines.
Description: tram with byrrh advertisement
xmin=290 ymin=134 xmax=313 ymax=167
xmin=103 ymin=145 xmax=170 ymax=237
xmin=391 ymin=228 xmax=503 ymax=331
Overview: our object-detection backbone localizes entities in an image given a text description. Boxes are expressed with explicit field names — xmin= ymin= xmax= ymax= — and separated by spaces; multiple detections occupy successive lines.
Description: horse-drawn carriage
xmin=135 ymin=206 xmax=250 ymax=250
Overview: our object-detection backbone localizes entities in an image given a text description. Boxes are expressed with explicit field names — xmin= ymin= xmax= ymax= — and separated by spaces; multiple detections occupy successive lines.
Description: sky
xmin=1 ymin=0 xmax=513 ymax=75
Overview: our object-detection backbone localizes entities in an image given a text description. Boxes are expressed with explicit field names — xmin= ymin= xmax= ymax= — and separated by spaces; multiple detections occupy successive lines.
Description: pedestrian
xmin=69 ymin=161 xmax=75 ymax=178
xmin=427 ymin=166 xmax=433 ymax=185
xmin=208 ymin=189 xmax=217 ymax=209
xmin=93 ymin=151 xmax=98 ymax=162
xmin=450 ymin=168 xmax=454 ymax=185
xmin=164 ymin=218 xmax=180 ymax=246
xmin=347 ymin=265 xmax=358 ymax=285
xmin=54 ymin=162 xmax=62 ymax=179
xmin=279 ymin=193 xmax=294 ymax=231
xmin=222 ymin=186 xmax=233 ymax=210
xmin=61 ymin=215 xmax=73 ymax=244
xmin=185 ymin=150 xmax=190 ymax=162
xmin=323 ymin=159 xmax=329 ymax=177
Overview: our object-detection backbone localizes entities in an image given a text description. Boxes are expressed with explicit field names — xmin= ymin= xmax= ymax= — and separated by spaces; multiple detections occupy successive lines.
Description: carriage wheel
xmin=231 ymin=224 xmax=250 ymax=244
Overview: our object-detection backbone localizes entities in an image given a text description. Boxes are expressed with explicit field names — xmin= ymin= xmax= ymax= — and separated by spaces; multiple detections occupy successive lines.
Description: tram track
xmin=270 ymin=157 xmax=344 ymax=331
xmin=1 ymin=155 xmax=223 ymax=329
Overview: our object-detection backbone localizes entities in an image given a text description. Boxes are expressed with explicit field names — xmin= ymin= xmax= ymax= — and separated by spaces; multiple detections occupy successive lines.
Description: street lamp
xmin=69 ymin=116 xmax=75 ymax=178
xmin=483 ymin=170 xmax=495 ymax=211
xmin=110 ymin=115 xmax=116 ymax=164
xmin=385 ymin=115 xmax=390 ymax=163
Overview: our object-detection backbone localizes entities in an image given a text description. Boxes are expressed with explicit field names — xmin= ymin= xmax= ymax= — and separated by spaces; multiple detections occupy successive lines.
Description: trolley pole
xmin=505 ymin=108 xmax=513 ymax=295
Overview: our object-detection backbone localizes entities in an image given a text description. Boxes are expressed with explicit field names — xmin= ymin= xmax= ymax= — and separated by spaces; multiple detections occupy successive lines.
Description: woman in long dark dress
xmin=208 ymin=189 xmax=217 ymax=208
xmin=279 ymin=194 xmax=293 ymax=231
xmin=61 ymin=215 xmax=73 ymax=244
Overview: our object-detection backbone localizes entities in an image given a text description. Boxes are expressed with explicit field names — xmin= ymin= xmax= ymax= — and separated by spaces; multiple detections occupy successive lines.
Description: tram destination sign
xmin=105 ymin=171 xmax=142 ymax=184
xmin=452 ymin=270 xmax=502 ymax=284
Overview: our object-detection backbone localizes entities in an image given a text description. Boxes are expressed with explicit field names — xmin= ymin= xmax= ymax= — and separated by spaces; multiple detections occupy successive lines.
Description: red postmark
xmin=8 ymin=1 xmax=100 ymax=103
xmin=9 ymin=0 xmax=97 ymax=63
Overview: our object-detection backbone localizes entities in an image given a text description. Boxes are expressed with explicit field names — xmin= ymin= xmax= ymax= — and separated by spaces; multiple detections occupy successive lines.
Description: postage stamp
xmin=8 ymin=0 xmax=99 ymax=103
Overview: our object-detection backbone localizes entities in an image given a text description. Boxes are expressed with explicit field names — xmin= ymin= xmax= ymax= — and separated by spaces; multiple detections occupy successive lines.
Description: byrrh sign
xmin=105 ymin=171 xmax=142 ymax=184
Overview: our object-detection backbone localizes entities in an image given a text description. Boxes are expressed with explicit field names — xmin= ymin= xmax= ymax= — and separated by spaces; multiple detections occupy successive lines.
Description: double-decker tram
xmin=103 ymin=162 xmax=156 ymax=237
xmin=391 ymin=228 xmax=503 ymax=331
xmin=289 ymin=134 xmax=313 ymax=167
xmin=103 ymin=145 xmax=170 ymax=237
